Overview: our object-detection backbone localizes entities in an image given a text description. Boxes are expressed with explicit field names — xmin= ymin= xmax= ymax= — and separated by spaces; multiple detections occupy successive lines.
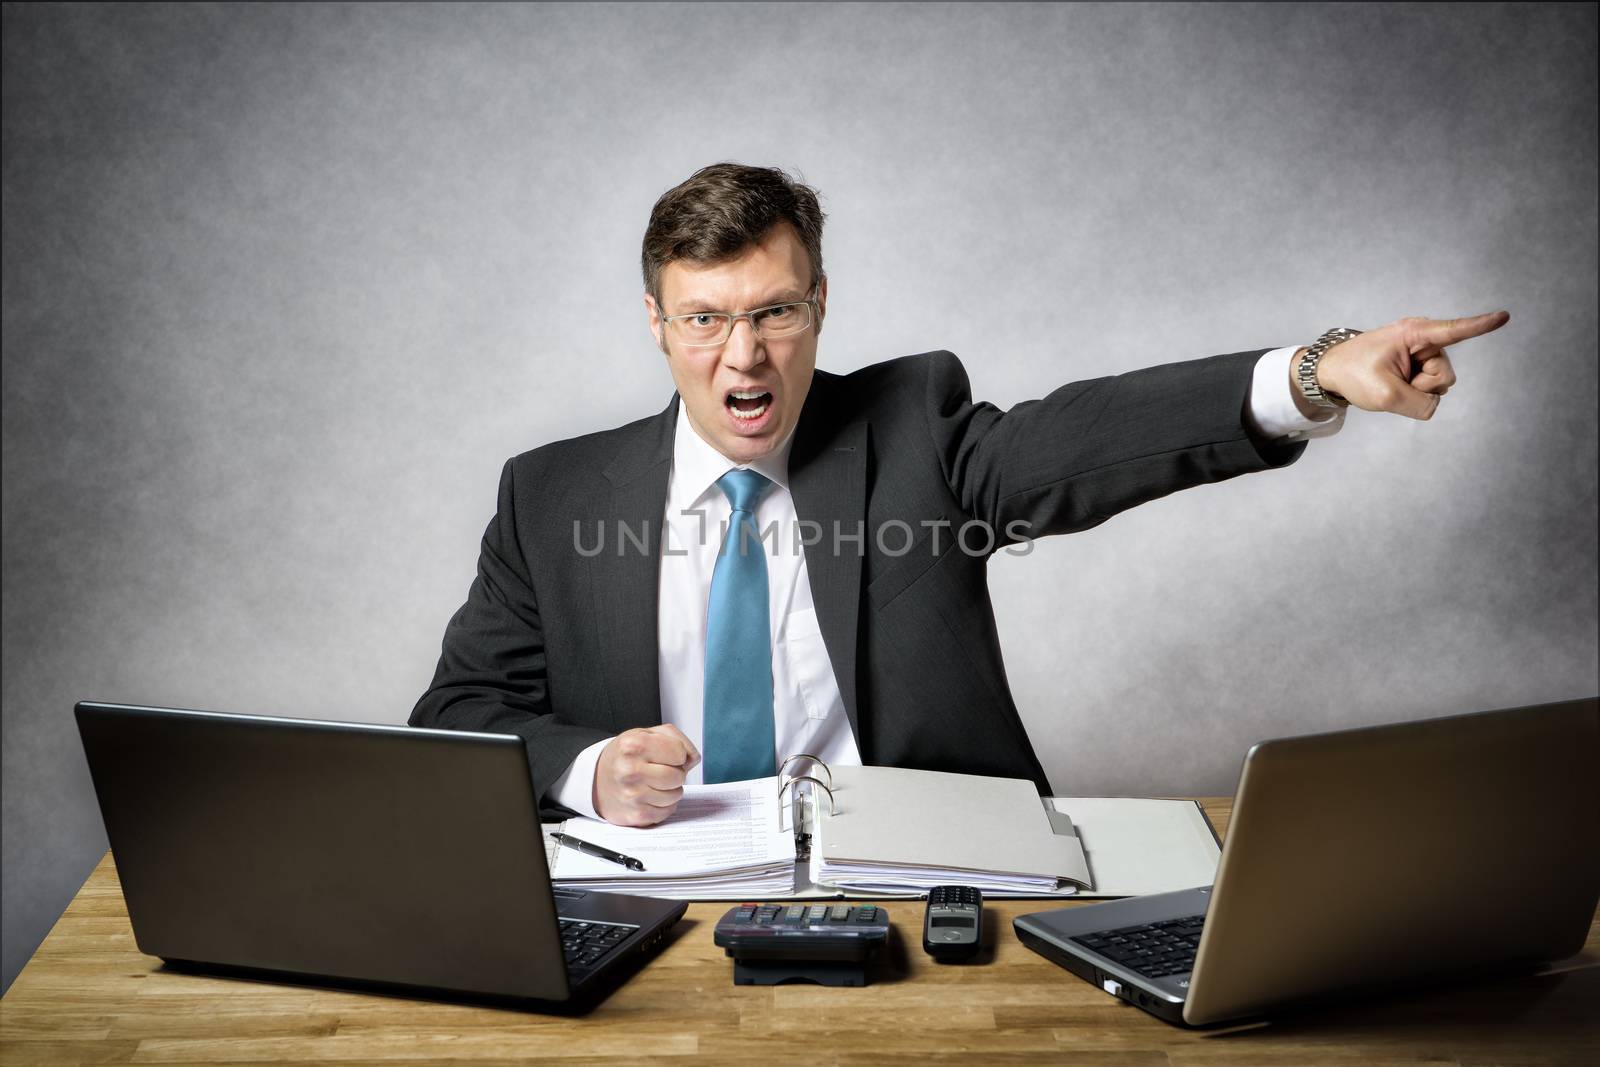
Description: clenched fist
xmin=594 ymin=724 xmax=701 ymax=827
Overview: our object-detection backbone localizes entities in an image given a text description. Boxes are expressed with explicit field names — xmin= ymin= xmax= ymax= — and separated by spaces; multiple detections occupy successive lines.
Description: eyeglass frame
xmin=657 ymin=284 xmax=822 ymax=348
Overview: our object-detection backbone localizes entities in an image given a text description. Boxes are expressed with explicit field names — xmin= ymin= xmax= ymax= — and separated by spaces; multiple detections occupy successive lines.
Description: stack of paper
xmin=546 ymin=780 xmax=795 ymax=898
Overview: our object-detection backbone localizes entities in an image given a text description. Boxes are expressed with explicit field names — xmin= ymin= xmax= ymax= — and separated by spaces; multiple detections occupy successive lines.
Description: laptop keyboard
xmin=559 ymin=918 xmax=638 ymax=974
xmin=1070 ymin=915 xmax=1205 ymax=979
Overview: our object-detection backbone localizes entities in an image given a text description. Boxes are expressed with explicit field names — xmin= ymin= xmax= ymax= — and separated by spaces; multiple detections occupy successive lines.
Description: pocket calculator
xmin=713 ymin=902 xmax=891 ymax=986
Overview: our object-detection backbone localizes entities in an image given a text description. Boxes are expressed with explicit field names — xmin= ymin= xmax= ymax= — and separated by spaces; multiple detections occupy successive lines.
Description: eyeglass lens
xmin=668 ymin=302 xmax=812 ymax=345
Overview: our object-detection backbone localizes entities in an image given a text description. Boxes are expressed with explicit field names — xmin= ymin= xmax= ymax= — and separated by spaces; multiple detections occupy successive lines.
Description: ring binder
xmin=778 ymin=753 xmax=833 ymax=789
xmin=778 ymin=755 xmax=835 ymax=835
xmin=777 ymin=774 xmax=837 ymax=833
xmin=545 ymin=761 xmax=1094 ymax=899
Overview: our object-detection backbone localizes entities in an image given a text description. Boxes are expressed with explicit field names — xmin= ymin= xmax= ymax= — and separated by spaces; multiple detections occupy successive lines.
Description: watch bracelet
xmin=1298 ymin=327 xmax=1362 ymax=409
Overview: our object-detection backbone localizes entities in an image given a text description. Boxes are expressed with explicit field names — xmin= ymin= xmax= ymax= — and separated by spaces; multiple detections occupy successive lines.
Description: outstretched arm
xmin=925 ymin=347 xmax=1304 ymax=542
xmin=926 ymin=310 xmax=1509 ymax=542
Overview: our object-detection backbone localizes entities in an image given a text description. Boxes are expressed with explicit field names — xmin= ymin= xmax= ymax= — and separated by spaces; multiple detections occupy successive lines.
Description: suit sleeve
xmin=409 ymin=458 xmax=611 ymax=816
xmin=923 ymin=348 xmax=1306 ymax=542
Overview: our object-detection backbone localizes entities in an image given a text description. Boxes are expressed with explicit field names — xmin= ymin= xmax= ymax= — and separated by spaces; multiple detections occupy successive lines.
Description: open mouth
xmin=725 ymin=389 xmax=773 ymax=422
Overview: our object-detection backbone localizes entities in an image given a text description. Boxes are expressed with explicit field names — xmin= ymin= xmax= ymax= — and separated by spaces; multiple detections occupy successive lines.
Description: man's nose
xmin=721 ymin=318 xmax=766 ymax=371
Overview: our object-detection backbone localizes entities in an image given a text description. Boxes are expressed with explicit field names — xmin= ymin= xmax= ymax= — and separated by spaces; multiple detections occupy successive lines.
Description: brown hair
xmin=641 ymin=163 xmax=825 ymax=304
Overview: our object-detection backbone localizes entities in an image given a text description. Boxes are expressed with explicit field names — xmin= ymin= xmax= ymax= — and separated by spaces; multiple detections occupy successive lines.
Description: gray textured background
xmin=3 ymin=2 xmax=1595 ymax=993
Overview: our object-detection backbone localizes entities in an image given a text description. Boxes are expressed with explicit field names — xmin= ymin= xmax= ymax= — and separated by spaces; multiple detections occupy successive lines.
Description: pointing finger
xmin=1413 ymin=310 xmax=1509 ymax=348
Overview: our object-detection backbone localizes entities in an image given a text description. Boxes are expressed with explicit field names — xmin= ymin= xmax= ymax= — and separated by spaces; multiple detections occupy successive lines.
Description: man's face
xmin=645 ymin=222 xmax=826 ymax=466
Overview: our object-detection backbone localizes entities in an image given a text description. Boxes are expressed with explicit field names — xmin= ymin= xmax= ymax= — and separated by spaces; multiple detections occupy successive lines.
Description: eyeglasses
xmin=660 ymin=289 xmax=819 ymax=348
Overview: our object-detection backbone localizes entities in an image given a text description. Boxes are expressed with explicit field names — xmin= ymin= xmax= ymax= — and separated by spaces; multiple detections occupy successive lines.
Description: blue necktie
xmin=702 ymin=469 xmax=776 ymax=784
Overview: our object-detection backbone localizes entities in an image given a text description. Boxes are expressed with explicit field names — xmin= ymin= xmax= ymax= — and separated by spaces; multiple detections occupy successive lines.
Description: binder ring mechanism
xmin=777 ymin=754 xmax=836 ymax=832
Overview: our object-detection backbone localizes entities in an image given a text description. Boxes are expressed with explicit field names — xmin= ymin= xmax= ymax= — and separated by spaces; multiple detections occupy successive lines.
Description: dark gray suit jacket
xmin=411 ymin=349 xmax=1304 ymax=814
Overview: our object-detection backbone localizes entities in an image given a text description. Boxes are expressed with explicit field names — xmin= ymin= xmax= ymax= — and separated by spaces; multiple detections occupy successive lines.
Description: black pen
xmin=551 ymin=832 xmax=646 ymax=872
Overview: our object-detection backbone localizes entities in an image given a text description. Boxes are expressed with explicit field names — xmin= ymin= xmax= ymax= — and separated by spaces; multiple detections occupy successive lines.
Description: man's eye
xmin=690 ymin=314 xmax=719 ymax=328
xmin=758 ymin=305 xmax=797 ymax=322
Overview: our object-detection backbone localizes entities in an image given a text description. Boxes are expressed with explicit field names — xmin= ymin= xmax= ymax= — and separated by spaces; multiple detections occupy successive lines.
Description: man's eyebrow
xmin=668 ymin=290 xmax=806 ymax=314
xmin=667 ymin=297 xmax=717 ymax=314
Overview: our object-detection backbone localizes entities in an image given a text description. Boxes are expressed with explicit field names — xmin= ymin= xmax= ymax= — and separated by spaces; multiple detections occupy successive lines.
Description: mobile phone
xmin=923 ymin=885 xmax=983 ymax=961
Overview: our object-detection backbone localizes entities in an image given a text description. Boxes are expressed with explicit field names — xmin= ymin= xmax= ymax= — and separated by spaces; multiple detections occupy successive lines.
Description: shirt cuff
xmin=547 ymin=738 xmax=610 ymax=820
xmin=1246 ymin=346 xmax=1347 ymax=442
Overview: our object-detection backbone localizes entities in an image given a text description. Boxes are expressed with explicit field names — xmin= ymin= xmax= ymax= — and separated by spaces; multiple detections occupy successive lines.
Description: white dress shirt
xmin=550 ymin=346 xmax=1339 ymax=818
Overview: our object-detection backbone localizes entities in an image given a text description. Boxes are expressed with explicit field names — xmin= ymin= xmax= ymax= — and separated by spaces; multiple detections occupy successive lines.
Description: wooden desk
xmin=5 ymin=799 xmax=1597 ymax=1065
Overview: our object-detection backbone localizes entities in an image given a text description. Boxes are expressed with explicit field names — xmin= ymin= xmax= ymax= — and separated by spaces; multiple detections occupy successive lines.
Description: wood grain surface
xmin=5 ymin=799 xmax=1597 ymax=1065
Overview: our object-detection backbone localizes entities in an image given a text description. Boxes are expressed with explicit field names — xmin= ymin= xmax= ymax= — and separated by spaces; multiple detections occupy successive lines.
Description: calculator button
xmin=829 ymin=905 xmax=850 ymax=921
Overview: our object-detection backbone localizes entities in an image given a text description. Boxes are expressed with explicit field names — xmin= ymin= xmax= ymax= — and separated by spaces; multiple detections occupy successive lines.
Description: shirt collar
xmin=668 ymin=398 xmax=794 ymax=512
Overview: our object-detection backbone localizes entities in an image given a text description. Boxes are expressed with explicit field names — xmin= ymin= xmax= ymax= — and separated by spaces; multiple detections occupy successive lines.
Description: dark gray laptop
xmin=75 ymin=701 xmax=686 ymax=1008
xmin=1016 ymin=696 xmax=1600 ymax=1026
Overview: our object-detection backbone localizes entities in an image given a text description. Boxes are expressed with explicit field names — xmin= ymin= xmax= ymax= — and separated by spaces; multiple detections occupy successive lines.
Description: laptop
xmin=1015 ymin=696 xmax=1600 ymax=1026
xmin=74 ymin=701 xmax=686 ymax=1009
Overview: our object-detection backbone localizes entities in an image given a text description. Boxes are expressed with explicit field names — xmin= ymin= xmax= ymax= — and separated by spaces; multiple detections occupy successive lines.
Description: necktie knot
xmin=717 ymin=469 xmax=773 ymax=514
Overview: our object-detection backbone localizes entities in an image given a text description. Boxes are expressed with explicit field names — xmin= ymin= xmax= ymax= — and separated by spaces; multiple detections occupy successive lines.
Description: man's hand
xmin=1310 ymin=310 xmax=1510 ymax=421
xmin=593 ymin=725 xmax=701 ymax=827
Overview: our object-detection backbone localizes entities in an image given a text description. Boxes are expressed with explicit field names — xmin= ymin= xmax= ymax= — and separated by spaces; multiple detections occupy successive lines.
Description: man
xmin=410 ymin=163 xmax=1507 ymax=827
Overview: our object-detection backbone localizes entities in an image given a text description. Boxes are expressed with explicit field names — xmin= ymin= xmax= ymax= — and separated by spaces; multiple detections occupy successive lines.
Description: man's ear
xmin=813 ymin=275 xmax=828 ymax=339
xmin=644 ymin=293 xmax=669 ymax=356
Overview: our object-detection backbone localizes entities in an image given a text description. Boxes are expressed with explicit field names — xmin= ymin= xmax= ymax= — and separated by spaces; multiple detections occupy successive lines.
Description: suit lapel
xmin=789 ymin=376 xmax=868 ymax=740
xmin=591 ymin=398 xmax=677 ymax=733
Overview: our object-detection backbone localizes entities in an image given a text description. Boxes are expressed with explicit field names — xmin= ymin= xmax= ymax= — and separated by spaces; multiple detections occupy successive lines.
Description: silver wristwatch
xmin=1295 ymin=327 xmax=1362 ymax=411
